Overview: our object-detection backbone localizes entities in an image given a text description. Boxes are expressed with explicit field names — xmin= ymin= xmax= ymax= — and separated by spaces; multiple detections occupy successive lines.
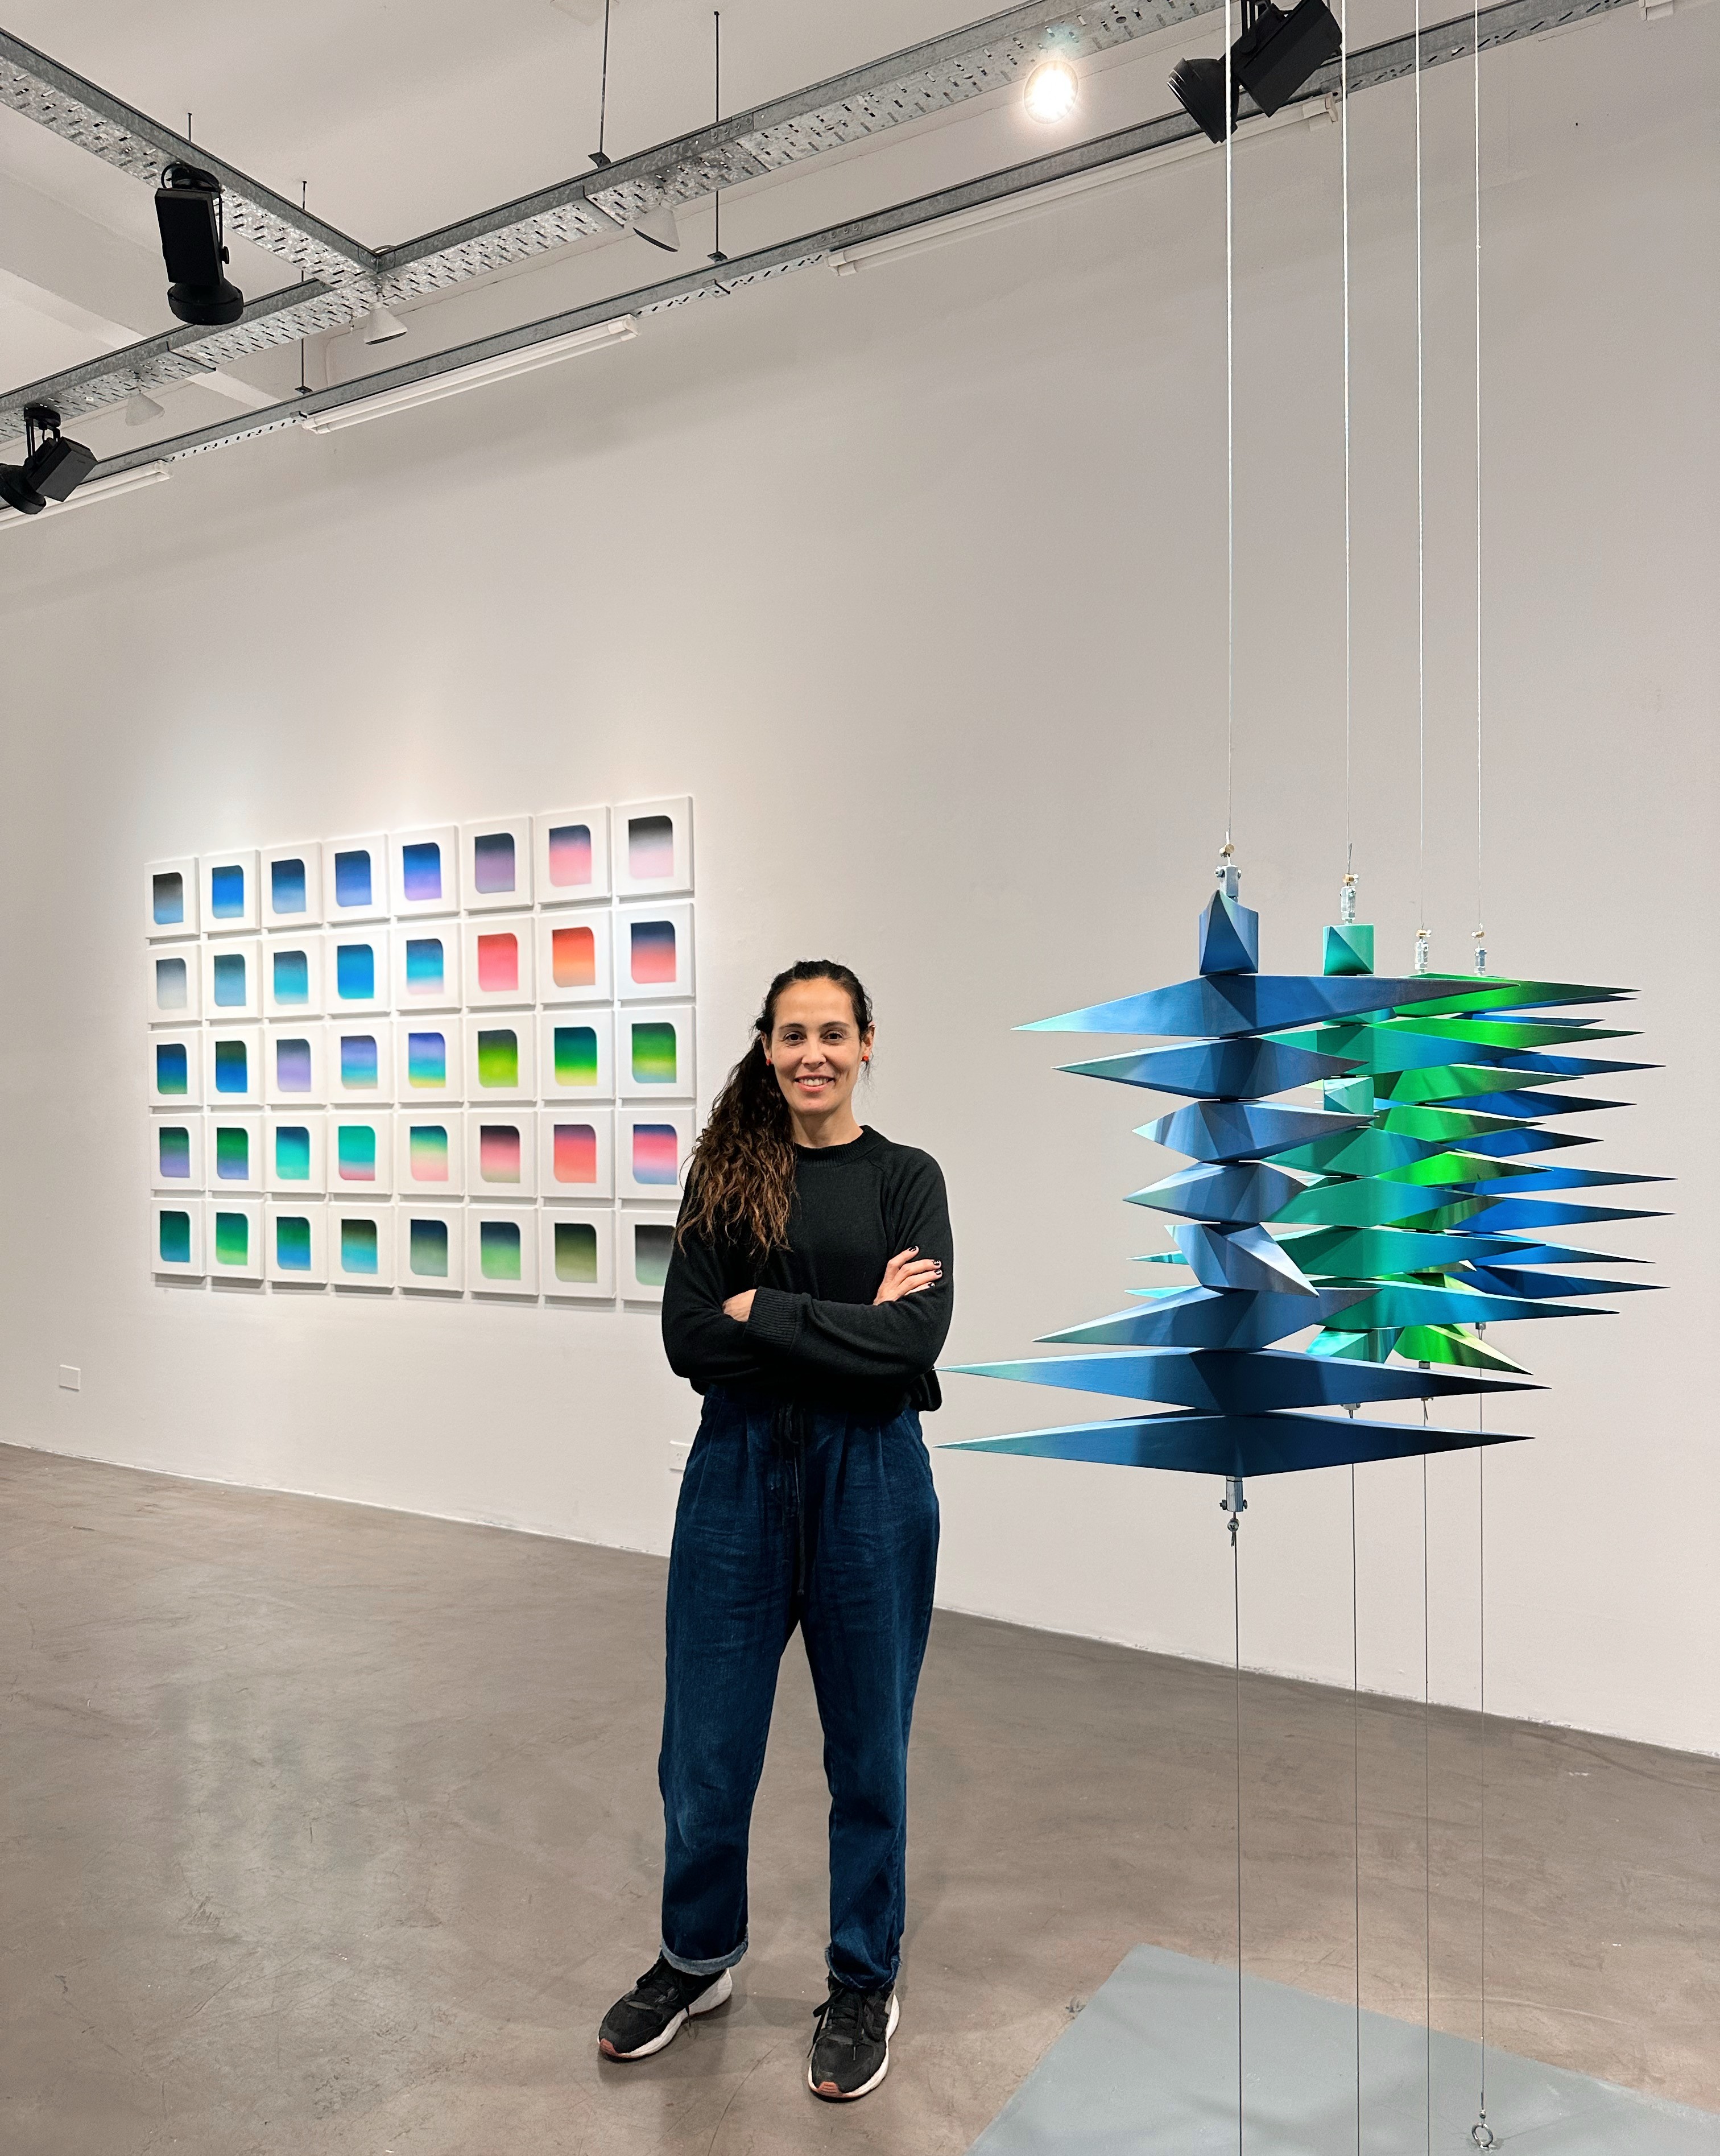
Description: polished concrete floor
xmin=3 ymin=1443 xmax=1715 ymax=2156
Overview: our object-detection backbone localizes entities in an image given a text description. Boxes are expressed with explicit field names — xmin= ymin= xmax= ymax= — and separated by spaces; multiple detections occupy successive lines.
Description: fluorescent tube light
xmin=828 ymin=98 xmax=1336 ymax=276
xmin=0 ymin=459 xmax=168 ymax=532
xmin=299 ymin=315 xmax=638 ymax=436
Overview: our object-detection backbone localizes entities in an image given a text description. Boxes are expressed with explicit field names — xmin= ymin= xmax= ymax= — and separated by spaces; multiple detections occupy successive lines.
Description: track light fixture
xmin=1171 ymin=0 xmax=1342 ymax=144
xmin=154 ymin=162 xmax=245 ymax=326
xmin=0 ymin=404 xmax=97 ymax=516
xmin=361 ymin=301 xmax=408 ymax=345
xmin=1023 ymin=52 xmax=1080 ymax=124
xmin=634 ymin=199 xmax=681 ymax=253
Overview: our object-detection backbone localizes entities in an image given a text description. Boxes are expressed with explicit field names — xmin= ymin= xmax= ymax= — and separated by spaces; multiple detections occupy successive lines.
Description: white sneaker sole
xmin=599 ymin=1965 xmax=733 ymax=2060
xmin=808 ymin=1992 xmax=900 ymax=2100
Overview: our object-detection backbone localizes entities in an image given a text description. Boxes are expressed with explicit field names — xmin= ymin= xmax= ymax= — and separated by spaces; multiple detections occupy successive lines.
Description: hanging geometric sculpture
xmin=945 ymin=864 xmax=1660 ymax=1494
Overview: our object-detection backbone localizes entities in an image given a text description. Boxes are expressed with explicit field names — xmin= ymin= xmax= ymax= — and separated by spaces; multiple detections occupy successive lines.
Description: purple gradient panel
xmin=275 ymin=1036 xmax=313 ymax=1093
xmin=401 ymin=841 xmax=443 ymax=903
xmin=472 ymin=831 xmax=516 ymax=894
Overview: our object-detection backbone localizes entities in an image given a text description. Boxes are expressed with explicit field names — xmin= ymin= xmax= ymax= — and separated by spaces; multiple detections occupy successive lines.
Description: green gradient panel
xmin=213 ymin=1211 xmax=249 ymax=1267
xmin=274 ymin=1216 xmax=312 ymax=1271
xmin=553 ymin=1025 xmax=598 ymax=1088
xmin=554 ymin=1220 xmax=599 ymax=1283
xmin=476 ymin=1029 xmax=519 ymax=1089
xmin=408 ymin=1219 xmax=449 ymax=1278
xmin=631 ymin=1022 xmax=678 ymax=1087
xmin=479 ymin=1219 xmax=522 ymax=1281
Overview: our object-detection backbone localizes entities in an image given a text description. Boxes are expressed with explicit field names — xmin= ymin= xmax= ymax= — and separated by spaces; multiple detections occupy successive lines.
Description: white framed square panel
xmin=151 ymin=1199 xmax=204 ymax=1276
xmin=205 ymin=1198 xmax=264 ymax=1280
xmin=617 ymin=1108 xmax=693 ymax=1201
xmin=392 ymin=925 xmax=461 ymax=1012
xmin=539 ymin=1010 xmax=614 ymax=1102
xmin=463 ymin=1015 xmax=535 ymax=1105
xmin=329 ymin=1201 xmax=394 ymax=1288
xmin=262 ymin=843 xmax=323 ymax=929
xmin=266 ymin=1203 xmax=328 ymax=1284
xmin=615 ymin=796 xmax=693 ymax=898
xmin=202 ymin=937 xmax=263 ymax=1021
xmin=329 ymin=1112 xmax=393 ymax=1196
xmin=618 ymin=1006 xmax=696 ymax=1101
xmin=536 ymin=910 xmax=611 ymax=1005
xmin=263 ymin=936 xmax=323 ymax=1018
xmin=147 ymin=947 xmax=200 ymax=1025
xmin=538 ymin=1109 xmax=614 ymax=1201
xmin=204 ymin=1025 xmax=263 ymax=1105
xmin=467 ymin=1112 xmax=536 ymax=1202
xmin=535 ymin=805 xmax=610 ymax=904
xmin=208 ymin=1111 xmax=264 ymax=1195
xmin=468 ymin=1207 xmax=539 ymax=1295
xmin=619 ymin=1207 xmax=677 ymax=1303
xmin=394 ymin=1018 xmax=461 ymax=1103
xmin=460 ymin=816 xmax=534 ymax=911
xmin=150 ymin=1114 xmax=204 ymax=1193
xmin=149 ymin=1031 xmax=202 ymax=1108
xmin=461 ymin=915 xmax=534 ymax=1006
xmin=200 ymin=849 xmax=261 ymax=935
xmin=146 ymin=856 xmax=199 ymax=939
xmin=615 ymin=902 xmax=694 ymax=1002
xmin=541 ymin=1207 xmax=615 ymax=1299
xmin=264 ymin=1024 xmax=325 ymax=1106
xmin=395 ymin=1110 xmax=463 ymax=1197
xmin=325 ymin=928 xmax=389 ymax=1017
xmin=327 ymin=1022 xmax=394 ymax=1105
xmin=391 ymin=825 xmax=460 ymax=917
xmin=324 ymin=834 xmax=388 ymax=923
xmin=398 ymin=1204 xmax=464 ymax=1292
xmin=265 ymin=1113 xmax=326 ymax=1195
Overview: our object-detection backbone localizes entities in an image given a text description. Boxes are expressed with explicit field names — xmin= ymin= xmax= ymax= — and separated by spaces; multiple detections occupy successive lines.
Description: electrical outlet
xmin=58 ymin=1365 xmax=81 ymax=1391
xmin=668 ymin=1438 xmax=691 ymax=1476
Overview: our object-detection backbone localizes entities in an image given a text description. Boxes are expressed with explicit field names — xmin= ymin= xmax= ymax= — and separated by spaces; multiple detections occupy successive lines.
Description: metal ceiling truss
xmin=5 ymin=0 xmax=1631 ymax=477
xmin=0 ymin=0 xmax=1214 ymax=438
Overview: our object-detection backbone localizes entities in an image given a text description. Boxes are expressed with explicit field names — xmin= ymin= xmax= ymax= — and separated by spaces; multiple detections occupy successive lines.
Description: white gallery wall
xmin=2 ymin=7 xmax=1714 ymax=1754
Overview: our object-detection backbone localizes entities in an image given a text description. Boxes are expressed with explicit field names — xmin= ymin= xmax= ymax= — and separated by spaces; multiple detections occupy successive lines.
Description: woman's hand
xmin=874 ymin=1248 xmax=944 ymax=1305
xmin=722 ymin=1289 xmax=756 ymax=1323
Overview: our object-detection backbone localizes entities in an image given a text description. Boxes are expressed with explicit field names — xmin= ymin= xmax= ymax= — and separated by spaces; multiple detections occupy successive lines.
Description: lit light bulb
xmin=1023 ymin=53 xmax=1078 ymax=124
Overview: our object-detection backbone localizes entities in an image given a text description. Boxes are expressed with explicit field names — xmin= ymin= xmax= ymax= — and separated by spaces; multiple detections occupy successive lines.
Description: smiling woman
xmin=597 ymin=959 xmax=954 ymax=2105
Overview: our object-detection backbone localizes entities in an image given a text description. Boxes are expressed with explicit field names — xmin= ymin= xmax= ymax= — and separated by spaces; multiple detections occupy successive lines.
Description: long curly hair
xmin=677 ymin=960 xmax=874 ymax=1255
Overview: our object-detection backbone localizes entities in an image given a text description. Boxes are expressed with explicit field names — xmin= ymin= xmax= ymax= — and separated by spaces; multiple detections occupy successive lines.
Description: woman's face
xmin=763 ymin=978 xmax=872 ymax=1130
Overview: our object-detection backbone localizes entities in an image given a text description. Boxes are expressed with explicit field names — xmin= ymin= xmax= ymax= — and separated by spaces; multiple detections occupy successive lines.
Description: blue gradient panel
xmin=271 ymin=857 xmax=307 ymax=914
xmin=275 ymin=1215 xmax=312 ymax=1271
xmin=209 ymin=862 xmax=245 ymax=919
xmin=406 ymin=1031 xmax=447 ymax=1088
xmin=404 ymin=937 xmax=445 ymax=996
xmin=212 ymin=951 xmax=247 ymax=1007
xmin=272 ymin=948 xmax=309 ymax=1004
xmin=152 ymin=872 xmax=184 ymax=925
xmin=340 ymin=1217 xmax=379 ymax=1273
xmin=333 ymin=849 xmax=373 ymax=907
xmin=340 ymin=1034 xmax=378 ymax=1089
xmin=213 ymin=1039 xmax=248 ymax=1093
xmin=402 ymin=842 xmax=443 ymax=903
xmin=335 ymin=943 xmax=375 ymax=1000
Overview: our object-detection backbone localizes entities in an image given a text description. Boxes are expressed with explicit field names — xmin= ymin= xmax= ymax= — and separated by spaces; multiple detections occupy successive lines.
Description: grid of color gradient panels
xmin=146 ymin=801 xmax=694 ymax=1303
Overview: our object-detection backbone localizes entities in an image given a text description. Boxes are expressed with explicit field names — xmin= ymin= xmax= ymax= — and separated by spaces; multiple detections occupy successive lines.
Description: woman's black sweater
xmin=660 ymin=1127 xmax=954 ymax=1415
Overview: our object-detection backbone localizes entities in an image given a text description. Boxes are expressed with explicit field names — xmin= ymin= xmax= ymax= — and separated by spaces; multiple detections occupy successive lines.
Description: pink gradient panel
xmin=632 ymin=1122 xmax=680 ymax=1186
xmin=547 ymin=823 xmax=592 ymax=887
xmin=552 ymin=1123 xmax=597 ymax=1186
xmin=630 ymin=919 xmax=677 ymax=985
xmin=476 ymin=932 xmax=520 ymax=993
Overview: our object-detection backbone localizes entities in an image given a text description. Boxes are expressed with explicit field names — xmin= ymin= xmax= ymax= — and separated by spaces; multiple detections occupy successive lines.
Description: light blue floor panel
xmin=970 ymin=1944 xmax=1720 ymax=2154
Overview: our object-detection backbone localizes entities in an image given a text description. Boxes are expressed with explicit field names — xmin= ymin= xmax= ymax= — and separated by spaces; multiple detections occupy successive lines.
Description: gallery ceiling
xmin=0 ymin=0 xmax=1643 ymax=478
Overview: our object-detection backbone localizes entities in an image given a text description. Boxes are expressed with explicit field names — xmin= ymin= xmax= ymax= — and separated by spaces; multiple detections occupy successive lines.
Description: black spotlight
xmin=1172 ymin=0 xmax=1343 ymax=144
xmin=155 ymin=162 xmax=245 ymax=327
xmin=0 ymin=404 xmax=97 ymax=517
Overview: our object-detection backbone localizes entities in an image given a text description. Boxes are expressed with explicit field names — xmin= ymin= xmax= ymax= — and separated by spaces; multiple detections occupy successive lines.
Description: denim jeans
xmin=658 ymin=1384 xmax=941 ymax=1992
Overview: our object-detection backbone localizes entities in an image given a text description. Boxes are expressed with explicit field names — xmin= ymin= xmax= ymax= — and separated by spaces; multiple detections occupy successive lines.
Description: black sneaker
xmin=807 ymin=1979 xmax=899 ymax=2100
xmin=598 ymin=1955 xmax=733 ymax=2060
